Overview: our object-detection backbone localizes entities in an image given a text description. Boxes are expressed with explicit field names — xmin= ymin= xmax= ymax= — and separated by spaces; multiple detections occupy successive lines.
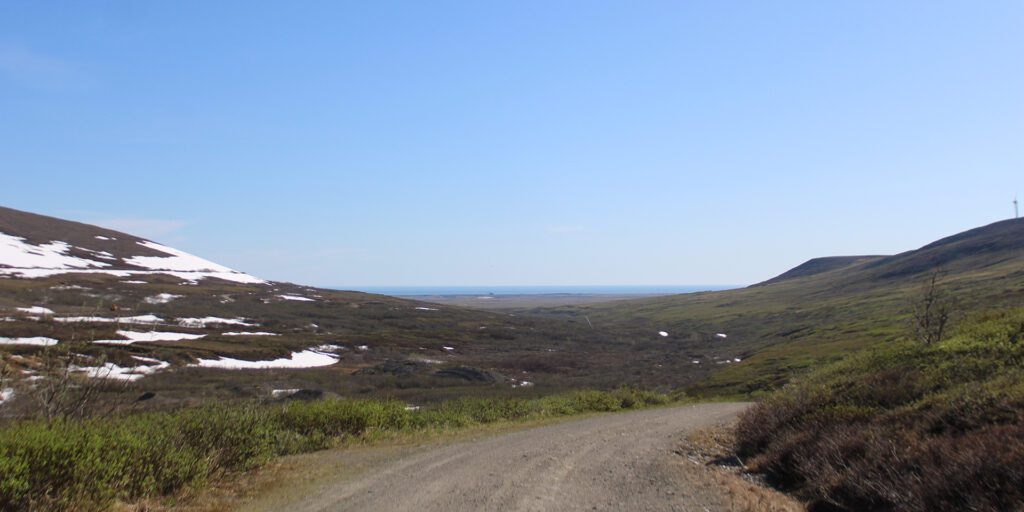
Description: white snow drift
xmin=92 ymin=330 xmax=206 ymax=345
xmin=191 ymin=348 xmax=339 ymax=370
xmin=0 ymin=336 xmax=59 ymax=346
xmin=176 ymin=317 xmax=254 ymax=328
xmin=74 ymin=357 xmax=170 ymax=381
xmin=17 ymin=306 xmax=54 ymax=316
xmin=55 ymin=314 xmax=164 ymax=325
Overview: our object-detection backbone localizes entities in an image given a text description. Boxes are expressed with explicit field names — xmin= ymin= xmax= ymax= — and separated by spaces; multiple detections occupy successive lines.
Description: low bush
xmin=736 ymin=308 xmax=1024 ymax=511
xmin=0 ymin=387 xmax=669 ymax=510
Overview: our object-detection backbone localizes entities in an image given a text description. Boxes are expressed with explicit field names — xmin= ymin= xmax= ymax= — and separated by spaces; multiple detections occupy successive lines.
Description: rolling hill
xmin=3 ymin=205 xmax=1022 ymax=410
xmin=541 ymin=218 xmax=1024 ymax=396
xmin=0 ymin=206 xmax=718 ymax=411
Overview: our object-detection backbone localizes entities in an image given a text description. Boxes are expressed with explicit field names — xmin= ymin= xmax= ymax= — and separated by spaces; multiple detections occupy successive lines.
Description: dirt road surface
xmin=243 ymin=402 xmax=749 ymax=512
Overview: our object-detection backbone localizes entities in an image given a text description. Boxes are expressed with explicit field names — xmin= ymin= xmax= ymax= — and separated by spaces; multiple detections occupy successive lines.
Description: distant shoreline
xmin=332 ymin=285 xmax=741 ymax=297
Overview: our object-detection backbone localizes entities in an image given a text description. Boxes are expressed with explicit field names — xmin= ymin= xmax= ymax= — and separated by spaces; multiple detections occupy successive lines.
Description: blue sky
xmin=1 ymin=1 xmax=1021 ymax=287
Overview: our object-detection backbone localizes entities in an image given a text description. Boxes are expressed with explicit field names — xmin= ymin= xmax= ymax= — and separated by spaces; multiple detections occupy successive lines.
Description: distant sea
xmin=336 ymin=285 xmax=741 ymax=296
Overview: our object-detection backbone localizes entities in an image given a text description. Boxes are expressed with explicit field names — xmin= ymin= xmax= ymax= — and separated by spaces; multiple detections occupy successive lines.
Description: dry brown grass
xmin=678 ymin=422 xmax=804 ymax=512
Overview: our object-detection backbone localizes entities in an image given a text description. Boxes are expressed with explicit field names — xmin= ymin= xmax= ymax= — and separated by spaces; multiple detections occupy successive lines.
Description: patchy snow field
xmin=0 ymin=232 xmax=264 ymax=284
xmin=277 ymin=294 xmax=315 ymax=302
xmin=17 ymin=306 xmax=54 ymax=316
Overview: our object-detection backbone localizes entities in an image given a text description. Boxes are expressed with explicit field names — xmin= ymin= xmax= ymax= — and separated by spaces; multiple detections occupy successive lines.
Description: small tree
xmin=30 ymin=343 xmax=131 ymax=422
xmin=909 ymin=272 xmax=956 ymax=345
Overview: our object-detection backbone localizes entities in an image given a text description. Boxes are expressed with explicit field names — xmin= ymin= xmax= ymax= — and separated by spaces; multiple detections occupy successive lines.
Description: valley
xmin=1 ymin=205 xmax=1022 ymax=511
xmin=2 ymin=206 xmax=1023 ymax=409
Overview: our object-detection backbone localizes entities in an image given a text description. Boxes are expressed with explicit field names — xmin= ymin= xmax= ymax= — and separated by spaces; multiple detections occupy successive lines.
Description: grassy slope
xmin=553 ymin=218 xmax=1024 ymax=396
xmin=734 ymin=309 xmax=1024 ymax=512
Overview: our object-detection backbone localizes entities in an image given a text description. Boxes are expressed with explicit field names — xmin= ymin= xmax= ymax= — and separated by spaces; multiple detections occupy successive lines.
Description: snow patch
xmin=715 ymin=333 xmax=728 ymax=338
xmin=81 ymin=248 xmax=116 ymax=260
xmin=271 ymin=389 xmax=300 ymax=398
xmin=73 ymin=358 xmax=169 ymax=381
xmin=0 ymin=388 xmax=13 ymax=405
xmin=414 ymin=307 xmax=438 ymax=311
xmin=92 ymin=330 xmax=206 ymax=345
xmin=442 ymin=346 xmax=455 ymax=351
xmin=222 ymin=331 xmax=279 ymax=337
xmin=18 ymin=306 xmax=54 ymax=316
xmin=277 ymin=294 xmax=315 ymax=302
xmin=144 ymin=293 xmax=182 ymax=304
xmin=658 ymin=331 xmax=669 ymax=337
xmin=121 ymin=280 xmax=147 ymax=284
xmin=55 ymin=314 xmax=163 ymax=325
xmin=2 ymin=268 xmax=132 ymax=279
xmin=192 ymin=349 xmax=339 ymax=370
xmin=0 ymin=233 xmax=112 ymax=272
xmin=94 ymin=235 xmax=115 ymax=241
xmin=176 ymin=317 xmax=254 ymax=328
xmin=0 ymin=337 xmax=59 ymax=346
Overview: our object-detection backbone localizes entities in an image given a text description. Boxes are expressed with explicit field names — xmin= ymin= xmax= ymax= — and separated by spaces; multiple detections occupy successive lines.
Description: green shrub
xmin=736 ymin=308 xmax=1024 ymax=511
xmin=0 ymin=388 xmax=672 ymax=510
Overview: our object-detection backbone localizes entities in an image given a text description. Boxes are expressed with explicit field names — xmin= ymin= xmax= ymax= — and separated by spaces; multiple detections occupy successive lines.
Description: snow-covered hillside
xmin=0 ymin=207 xmax=263 ymax=284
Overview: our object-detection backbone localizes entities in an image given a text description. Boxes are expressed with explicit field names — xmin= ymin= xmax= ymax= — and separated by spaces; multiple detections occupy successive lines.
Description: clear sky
xmin=1 ymin=1 xmax=1021 ymax=287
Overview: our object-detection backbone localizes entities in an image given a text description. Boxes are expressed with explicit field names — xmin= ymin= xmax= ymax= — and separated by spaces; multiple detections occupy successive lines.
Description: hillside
xmin=735 ymin=309 xmax=1024 ymax=511
xmin=0 ymin=206 xmax=717 ymax=411
xmin=542 ymin=218 xmax=1024 ymax=396
xmin=756 ymin=255 xmax=883 ymax=286
xmin=0 ymin=206 xmax=263 ymax=284
xmin=4 ymin=206 xmax=1022 ymax=408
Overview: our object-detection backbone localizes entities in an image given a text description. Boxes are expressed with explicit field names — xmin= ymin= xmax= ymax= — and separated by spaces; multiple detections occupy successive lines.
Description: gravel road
xmin=243 ymin=402 xmax=749 ymax=512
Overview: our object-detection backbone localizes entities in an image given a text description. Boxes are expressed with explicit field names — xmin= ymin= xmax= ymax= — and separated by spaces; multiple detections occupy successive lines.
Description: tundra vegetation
xmin=0 ymin=387 xmax=669 ymax=511
xmin=735 ymin=308 xmax=1024 ymax=512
